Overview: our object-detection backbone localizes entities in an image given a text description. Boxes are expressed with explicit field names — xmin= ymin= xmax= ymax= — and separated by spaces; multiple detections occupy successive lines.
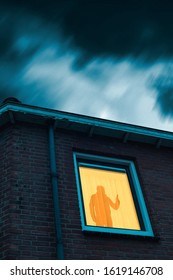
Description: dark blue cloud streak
xmin=1 ymin=0 xmax=173 ymax=120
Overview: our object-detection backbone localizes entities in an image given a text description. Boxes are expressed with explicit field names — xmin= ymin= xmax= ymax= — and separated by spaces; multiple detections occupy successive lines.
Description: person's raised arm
xmin=108 ymin=194 xmax=120 ymax=210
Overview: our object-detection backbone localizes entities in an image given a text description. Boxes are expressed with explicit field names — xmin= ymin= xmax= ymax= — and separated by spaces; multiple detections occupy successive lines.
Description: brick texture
xmin=1 ymin=122 xmax=173 ymax=259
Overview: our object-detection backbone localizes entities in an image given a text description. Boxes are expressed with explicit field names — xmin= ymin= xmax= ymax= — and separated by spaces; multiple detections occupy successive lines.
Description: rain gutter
xmin=1 ymin=103 xmax=173 ymax=141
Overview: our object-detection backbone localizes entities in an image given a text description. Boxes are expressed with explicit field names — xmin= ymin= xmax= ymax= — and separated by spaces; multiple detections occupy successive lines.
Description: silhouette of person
xmin=89 ymin=185 xmax=120 ymax=227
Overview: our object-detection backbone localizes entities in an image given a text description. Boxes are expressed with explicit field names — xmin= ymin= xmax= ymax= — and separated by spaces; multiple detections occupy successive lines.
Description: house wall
xmin=0 ymin=126 xmax=13 ymax=259
xmin=1 ymin=122 xmax=173 ymax=259
xmin=0 ymin=123 xmax=56 ymax=259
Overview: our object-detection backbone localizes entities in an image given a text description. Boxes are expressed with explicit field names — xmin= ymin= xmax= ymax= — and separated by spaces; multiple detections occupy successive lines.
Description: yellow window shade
xmin=79 ymin=166 xmax=141 ymax=230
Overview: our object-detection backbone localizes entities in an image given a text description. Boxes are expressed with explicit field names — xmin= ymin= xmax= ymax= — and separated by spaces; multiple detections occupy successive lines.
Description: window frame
xmin=73 ymin=152 xmax=154 ymax=237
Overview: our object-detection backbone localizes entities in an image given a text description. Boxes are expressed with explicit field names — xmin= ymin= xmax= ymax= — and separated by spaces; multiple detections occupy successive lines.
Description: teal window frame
xmin=73 ymin=152 xmax=154 ymax=237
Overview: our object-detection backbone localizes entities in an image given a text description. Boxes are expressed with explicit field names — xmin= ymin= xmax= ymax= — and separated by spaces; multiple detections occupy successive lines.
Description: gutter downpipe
xmin=48 ymin=122 xmax=64 ymax=259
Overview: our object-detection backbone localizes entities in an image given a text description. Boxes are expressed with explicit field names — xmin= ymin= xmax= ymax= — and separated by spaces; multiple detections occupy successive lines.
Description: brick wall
xmin=0 ymin=126 xmax=13 ymax=259
xmin=55 ymin=129 xmax=173 ymax=260
xmin=1 ymin=122 xmax=173 ymax=259
xmin=0 ymin=123 xmax=56 ymax=259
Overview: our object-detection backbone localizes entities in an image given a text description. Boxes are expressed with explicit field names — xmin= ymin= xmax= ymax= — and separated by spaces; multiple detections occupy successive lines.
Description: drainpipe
xmin=48 ymin=122 xmax=64 ymax=259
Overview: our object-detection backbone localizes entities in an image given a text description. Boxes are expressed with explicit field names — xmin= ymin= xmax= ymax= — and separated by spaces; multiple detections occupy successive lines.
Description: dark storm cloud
xmin=1 ymin=0 xmax=173 ymax=120
xmin=151 ymin=66 xmax=173 ymax=117
xmin=1 ymin=0 xmax=173 ymax=63
xmin=156 ymin=87 xmax=173 ymax=117
xmin=0 ymin=7 xmax=43 ymax=103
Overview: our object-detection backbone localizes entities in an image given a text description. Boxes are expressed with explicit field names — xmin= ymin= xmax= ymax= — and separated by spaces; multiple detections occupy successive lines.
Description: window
xmin=73 ymin=152 xmax=154 ymax=237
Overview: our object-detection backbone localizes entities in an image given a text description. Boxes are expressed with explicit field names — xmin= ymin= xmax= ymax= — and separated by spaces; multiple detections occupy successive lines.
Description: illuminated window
xmin=73 ymin=152 xmax=154 ymax=237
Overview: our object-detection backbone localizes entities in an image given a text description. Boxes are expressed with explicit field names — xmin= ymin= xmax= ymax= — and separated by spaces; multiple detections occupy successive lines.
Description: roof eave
xmin=1 ymin=102 xmax=173 ymax=148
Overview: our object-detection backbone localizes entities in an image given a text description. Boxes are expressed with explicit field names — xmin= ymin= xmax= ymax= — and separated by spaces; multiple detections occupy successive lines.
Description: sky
xmin=1 ymin=0 xmax=173 ymax=131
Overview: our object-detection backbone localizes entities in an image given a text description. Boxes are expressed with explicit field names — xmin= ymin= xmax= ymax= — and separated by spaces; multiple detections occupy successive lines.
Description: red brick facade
xmin=1 ymin=118 xmax=173 ymax=259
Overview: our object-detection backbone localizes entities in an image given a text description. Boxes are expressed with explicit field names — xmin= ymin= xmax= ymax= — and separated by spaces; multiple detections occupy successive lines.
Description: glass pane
xmin=79 ymin=166 xmax=141 ymax=230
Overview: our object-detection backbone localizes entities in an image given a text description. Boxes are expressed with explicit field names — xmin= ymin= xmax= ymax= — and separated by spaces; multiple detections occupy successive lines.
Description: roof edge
xmin=0 ymin=102 xmax=173 ymax=142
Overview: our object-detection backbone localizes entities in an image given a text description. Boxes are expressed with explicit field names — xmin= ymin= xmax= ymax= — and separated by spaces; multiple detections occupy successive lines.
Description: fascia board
xmin=1 ymin=103 xmax=173 ymax=142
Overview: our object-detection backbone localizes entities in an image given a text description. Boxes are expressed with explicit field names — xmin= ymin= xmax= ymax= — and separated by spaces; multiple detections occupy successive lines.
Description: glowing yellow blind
xmin=79 ymin=166 xmax=141 ymax=230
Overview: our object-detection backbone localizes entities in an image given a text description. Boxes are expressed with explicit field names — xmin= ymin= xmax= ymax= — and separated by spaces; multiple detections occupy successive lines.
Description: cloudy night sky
xmin=1 ymin=0 xmax=173 ymax=131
